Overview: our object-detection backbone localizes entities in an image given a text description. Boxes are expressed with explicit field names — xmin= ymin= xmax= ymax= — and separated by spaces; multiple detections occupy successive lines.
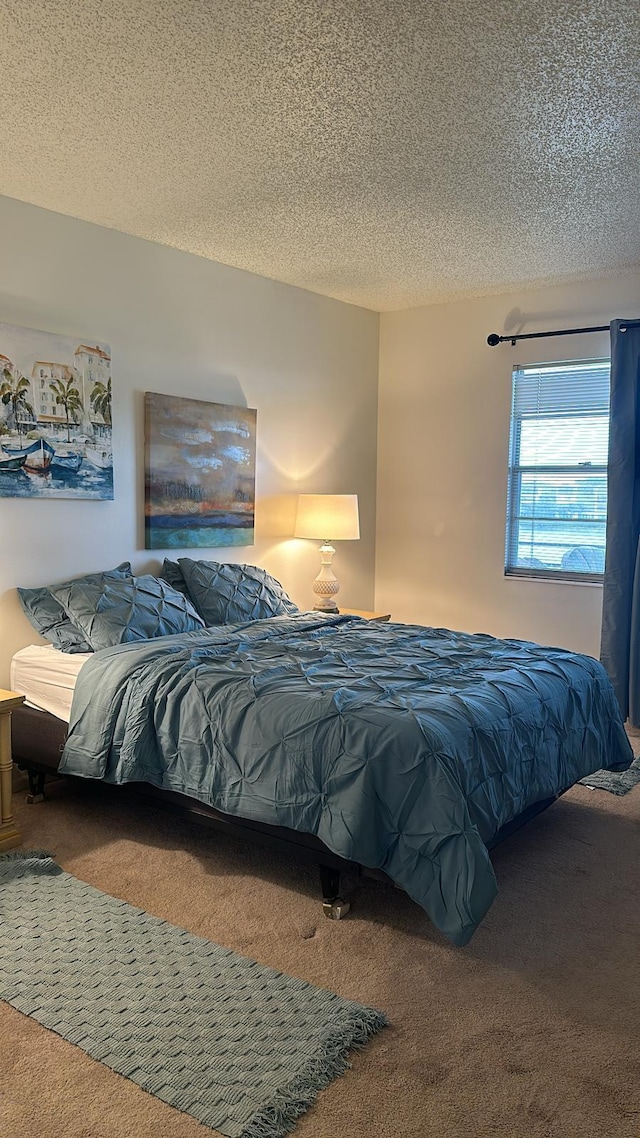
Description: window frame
xmin=504 ymin=358 xmax=610 ymax=584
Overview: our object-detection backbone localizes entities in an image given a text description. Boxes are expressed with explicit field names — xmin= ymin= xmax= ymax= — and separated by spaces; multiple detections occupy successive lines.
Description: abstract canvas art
xmin=144 ymin=392 xmax=256 ymax=549
xmin=0 ymin=322 xmax=113 ymax=499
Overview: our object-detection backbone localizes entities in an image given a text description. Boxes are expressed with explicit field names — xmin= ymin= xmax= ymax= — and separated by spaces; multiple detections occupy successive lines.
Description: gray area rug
xmin=579 ymin=756 xmax=640 ymax=795
xmin=0 ymin=852 xmax=386 ymax=1137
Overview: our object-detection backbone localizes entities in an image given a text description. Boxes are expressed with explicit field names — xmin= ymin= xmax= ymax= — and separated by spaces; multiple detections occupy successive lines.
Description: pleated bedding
xmin=60 ymin=614 xmax=633 ymax=945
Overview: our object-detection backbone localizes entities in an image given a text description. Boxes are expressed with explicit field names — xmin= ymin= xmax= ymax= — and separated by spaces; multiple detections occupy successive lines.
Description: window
xmin=505 ymin=359 xmax=610 ymax=580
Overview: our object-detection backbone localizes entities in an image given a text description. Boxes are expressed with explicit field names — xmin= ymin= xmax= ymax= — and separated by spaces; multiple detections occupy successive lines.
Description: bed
xmin=10 ymin=567 xmax=634 ymax=947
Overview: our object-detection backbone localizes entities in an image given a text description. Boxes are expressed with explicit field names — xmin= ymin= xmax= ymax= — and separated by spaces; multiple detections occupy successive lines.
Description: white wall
xmin=0 ymin=196 xmax=379 ymax=686
xmin=376 ymin=273 xmax=640 ymax=657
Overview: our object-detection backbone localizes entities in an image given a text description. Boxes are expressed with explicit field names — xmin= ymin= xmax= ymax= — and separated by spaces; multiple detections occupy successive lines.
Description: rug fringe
xmin=240 ymin=1006 xmax=388 ymax=1138
xmin=0 ymin=850 xmax=61 ymax=880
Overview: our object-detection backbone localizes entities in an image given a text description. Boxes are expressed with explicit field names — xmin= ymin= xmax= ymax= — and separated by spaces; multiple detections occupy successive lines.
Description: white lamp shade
xmin=294 ymin=494 xmax=360 ymax=541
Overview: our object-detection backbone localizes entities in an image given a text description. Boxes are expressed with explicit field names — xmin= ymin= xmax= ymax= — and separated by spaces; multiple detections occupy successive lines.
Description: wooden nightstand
xmin=338 ymin=609 xmax=391 ymax=622
xmin=0 ymin=689 xmax=24 ymax=852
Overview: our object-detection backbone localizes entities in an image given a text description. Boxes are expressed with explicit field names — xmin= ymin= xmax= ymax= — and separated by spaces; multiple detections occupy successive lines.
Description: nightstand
xmin=0 ymin=689 xmax=24 ymax=851
xmin=338 ymin=609 xmax=391 ymax=622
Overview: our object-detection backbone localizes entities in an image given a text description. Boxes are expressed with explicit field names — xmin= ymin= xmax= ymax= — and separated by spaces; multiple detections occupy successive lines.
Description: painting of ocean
xmin=144 ymin=393 xmax=256 ymax=550
xmin=0 ymin=462 xmax=112 ymax=500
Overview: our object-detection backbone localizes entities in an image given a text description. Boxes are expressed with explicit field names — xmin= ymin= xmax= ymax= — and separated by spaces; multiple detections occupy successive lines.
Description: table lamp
xmin=294 ymin=494 xmax=360 ymax=612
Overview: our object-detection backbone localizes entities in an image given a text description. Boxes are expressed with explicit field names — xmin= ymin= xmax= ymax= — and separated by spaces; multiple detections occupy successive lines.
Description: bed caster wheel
xmin=322 ymin=898 xmax=351 ymax=920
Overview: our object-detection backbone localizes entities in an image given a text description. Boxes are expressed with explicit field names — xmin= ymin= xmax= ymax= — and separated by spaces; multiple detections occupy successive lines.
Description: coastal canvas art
xmin=144 ymin=392 xmax=256 ymax=549
xmin=0 ymin=322 xmax=113 ymax=499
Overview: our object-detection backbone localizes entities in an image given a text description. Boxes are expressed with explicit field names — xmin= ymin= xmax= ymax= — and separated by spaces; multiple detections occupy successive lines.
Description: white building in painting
xmin=75 ymin=344 xmax=111 ymax=435
xmin=31 ymin=361 xmax=75 ymax=424
xmin=23 ymin=344 xmax=111 ymax=436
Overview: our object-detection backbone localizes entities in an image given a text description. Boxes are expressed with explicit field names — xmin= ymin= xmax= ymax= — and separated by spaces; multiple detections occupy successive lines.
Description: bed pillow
xmin=51 ymin=573 xmax=205 ymax=651
xmin=17 ymin=562 xmax=133 ymax=653
xmin=178 ymin=558 xmax=299 ymax=625
xmin=159 ymin=557 xmax=189 ymax=595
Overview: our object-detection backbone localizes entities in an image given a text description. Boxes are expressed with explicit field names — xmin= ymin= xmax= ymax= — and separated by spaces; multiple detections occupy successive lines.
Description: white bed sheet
xmin=10 ymin=644 xmax=92 ymax=722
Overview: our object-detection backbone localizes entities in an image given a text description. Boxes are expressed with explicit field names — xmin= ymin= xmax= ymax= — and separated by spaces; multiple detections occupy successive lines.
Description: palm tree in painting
xmin=50 ymin=378 xmax=83 ymax=442
xmin=0 ymin=368 xmax=35 ymax=443
xmin=91 ymin=376 xmax=112 ymax=427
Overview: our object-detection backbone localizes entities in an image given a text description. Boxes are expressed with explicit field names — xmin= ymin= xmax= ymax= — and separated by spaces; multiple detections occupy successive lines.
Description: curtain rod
xmin=486 ymin=319 xmax=640 ymax=347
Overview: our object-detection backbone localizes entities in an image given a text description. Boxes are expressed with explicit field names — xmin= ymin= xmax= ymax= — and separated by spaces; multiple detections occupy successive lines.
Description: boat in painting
xmin=0 ymin=449 xmax=26 ymax=472
xmin=85 ymin=445 xmax=113 ymax=469
xmin=51 ymin=450 xmax=83 ymax=473
xmin=4 ymin=438 xmax=54 ymax=472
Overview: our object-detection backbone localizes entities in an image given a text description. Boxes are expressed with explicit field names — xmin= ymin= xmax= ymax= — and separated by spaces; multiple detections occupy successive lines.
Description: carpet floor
xmin=2 ymin=770 xmax=639 ymax=1138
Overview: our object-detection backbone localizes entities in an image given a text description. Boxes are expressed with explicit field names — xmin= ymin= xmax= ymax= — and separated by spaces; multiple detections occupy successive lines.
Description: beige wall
xmin=376 ymin=273 xmax=640 ymax=657
xmin=0 ymin=196 xmax=379 ymax=686
xmin=4 ymin=192 xmax=638 ymax=685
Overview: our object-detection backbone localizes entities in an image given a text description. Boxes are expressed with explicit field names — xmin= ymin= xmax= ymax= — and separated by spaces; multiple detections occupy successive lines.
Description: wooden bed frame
xmin=11 ymin=702 xmax=566 ymax=921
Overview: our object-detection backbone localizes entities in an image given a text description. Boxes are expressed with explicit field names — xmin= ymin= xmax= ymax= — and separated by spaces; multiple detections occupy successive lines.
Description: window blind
xmin=505 ymin=359 xmax=610 ymax=578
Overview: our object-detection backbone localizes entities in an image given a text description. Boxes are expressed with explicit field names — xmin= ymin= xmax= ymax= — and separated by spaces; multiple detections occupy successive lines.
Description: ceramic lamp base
xmin=311 ymin=542 xmax=340 ymax=612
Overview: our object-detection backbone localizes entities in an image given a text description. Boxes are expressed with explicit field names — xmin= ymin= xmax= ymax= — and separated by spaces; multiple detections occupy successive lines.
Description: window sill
xmin=504 ymin=571 xmax=603 ymax=588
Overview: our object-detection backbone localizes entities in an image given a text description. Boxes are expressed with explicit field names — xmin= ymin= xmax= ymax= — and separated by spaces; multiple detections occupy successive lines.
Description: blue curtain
xmin=600 ymin=320 xmax=640 ymax=725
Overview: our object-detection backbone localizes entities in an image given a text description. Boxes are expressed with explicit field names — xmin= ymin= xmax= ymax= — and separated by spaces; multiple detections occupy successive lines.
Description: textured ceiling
xmin=1 ymin=0 xmax=639 ymax=311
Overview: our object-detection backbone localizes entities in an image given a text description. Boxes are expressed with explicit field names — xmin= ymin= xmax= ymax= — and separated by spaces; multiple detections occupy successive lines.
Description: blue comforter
xmin=59 ymin=615 xmax=633 ymax=945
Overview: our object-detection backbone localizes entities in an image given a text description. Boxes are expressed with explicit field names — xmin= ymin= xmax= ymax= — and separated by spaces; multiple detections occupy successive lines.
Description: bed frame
xmin=11 ymin=703 xmax=566 ymax=921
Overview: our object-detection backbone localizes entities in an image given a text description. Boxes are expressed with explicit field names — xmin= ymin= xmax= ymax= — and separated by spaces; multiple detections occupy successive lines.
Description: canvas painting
xmin=0 ymin=322 xmax=113 ymax=499
xmin=144 ymin=392 xmax=256 ymax=549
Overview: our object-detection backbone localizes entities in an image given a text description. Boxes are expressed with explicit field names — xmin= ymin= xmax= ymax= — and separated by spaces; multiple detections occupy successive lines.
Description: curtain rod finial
xmin=487 ymin=333 xmax=500 ymax=347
